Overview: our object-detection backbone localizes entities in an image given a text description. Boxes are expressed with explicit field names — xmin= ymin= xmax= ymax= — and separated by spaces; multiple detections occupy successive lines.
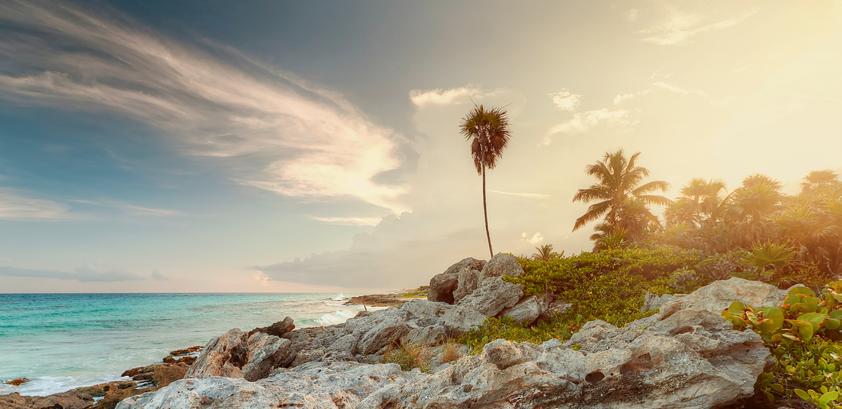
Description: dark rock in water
xmin=168 ymin=345 xmax=202 ymax=357
xmin=249 ymin=316 xmax=295 ymax=337
xmin=4 ymin=377 xmax=30 ymax=386
xmin=0 ymin=390 xmax=94 ymax=409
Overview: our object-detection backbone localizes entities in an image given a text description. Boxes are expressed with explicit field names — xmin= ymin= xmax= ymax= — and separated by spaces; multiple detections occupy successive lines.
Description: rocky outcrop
xmin=455 ymin=276 xmax=523 ymax=316
xmin=187 ymin=326 xmax=294 ymax=381
xmin=428 ymin=257 xmax=485 ymax=303
xmin=122 ymin=277 xmax=780 ymax=409
xmin=250 ymin=316 xmax=295 ymax=337
xmin=118 ymin=362 xmax=422 ymax=409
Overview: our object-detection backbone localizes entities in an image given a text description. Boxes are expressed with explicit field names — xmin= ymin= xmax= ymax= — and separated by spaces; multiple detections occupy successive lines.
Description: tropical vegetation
xmin=460 ymin=147 xmax=842 ymax=408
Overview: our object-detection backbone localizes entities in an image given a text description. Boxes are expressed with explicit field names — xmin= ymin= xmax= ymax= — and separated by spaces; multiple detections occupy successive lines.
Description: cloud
xmin=490 ymin=190 xmax=550 ymax=199
xmin=309 ymin=216 xmax=382 ymax=226
xmin=0 ymin=265 xmax=163 ymax=282
xmin=627 ymin=9 xmax=640 ymax=22
xmin=0 ymin=1 xmax=407 ymax=213
xmin=544 ymin=109 xmax=632 ymax=144
xmin=0 ymin=189 xmax=70 ymax=220
xmin=70 ymin=199 xmax=179 ymax=217
xmin=640 ymin=9 xmax=756 ymax=46
xmin=549 ymin=89 xmax=581 ymax=112
xmin=614 ymin=81 xmax=711 ymax=105
xmin=521 ymin=232 xmax=544 ymax=245
xmin=409 ymin=86 xmax=497 ymax=107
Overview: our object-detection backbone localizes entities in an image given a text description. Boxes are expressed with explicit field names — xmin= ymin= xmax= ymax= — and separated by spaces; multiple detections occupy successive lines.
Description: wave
xmin=0 ymin=374 xmax=128 ymax=397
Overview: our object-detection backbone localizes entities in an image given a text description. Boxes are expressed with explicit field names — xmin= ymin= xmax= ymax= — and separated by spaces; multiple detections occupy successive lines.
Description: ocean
xmin=0 ymin=293 xmax=369 ymax=396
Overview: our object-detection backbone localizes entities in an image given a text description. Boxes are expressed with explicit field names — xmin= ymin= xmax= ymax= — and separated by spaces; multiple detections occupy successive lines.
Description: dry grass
xmin=439 ymin=341 xmax=462 ymax=364
xmin=383 ymin=342 xmax=431 ymax=372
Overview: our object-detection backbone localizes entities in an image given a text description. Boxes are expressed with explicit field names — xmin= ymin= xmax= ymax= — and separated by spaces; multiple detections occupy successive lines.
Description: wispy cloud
xmin=549 ymin=89 xmax=581 ymax=112
xmin=70 ymin=199 xmax=179 ymax=217
xmin=409 ymin=86 xmax=497 ymax=107
xmin=0 ymin=189 xmax=71 ymax=221
xmin=544 ymin=108 xmax=632 ymax=143
xmin=640 ymin=9 xmax=756 ymax=46
xmin=0 ymin=1 xmax=407 ymax=213
xmin=490 ymin=190 xmax=550 ymax=199
xmin=0 ymin=265 xmax=163 ymax=282
xmin=309 ymin=216 xmax=382 ymax=226
xmin=614 ymin=81 xmax=711 ymax=105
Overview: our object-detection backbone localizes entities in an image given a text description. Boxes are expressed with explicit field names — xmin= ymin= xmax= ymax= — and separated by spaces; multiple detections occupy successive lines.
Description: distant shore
xmin=344 ymin=286 xmax=428 ymax=308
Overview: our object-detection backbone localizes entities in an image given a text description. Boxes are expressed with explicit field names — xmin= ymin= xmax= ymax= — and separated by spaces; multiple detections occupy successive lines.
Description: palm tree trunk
xmin=482 ymin=164 xmax=494 ymax=258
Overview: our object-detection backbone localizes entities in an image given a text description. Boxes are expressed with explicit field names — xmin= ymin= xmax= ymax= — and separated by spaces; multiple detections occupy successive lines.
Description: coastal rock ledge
xmin=114 ymin=257 xmax=777 ymax=409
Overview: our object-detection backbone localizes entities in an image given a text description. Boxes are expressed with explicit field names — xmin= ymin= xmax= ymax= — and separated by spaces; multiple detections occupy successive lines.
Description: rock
xmin=242 ymin=331 xmax=292 ymax=381
xmin=642 ymin=292 xmax=679 ymax=312
xmin=117 ymin=361 xmax=423 ymax=409
xmin=186 ymin=328 xmax=291 ymax=380
xmin=0 ymin=392 xmax=92 ymax=409
xmin=116 ymin=278 xmax=775 ymax=409
xmin=439 ymin=305 xmax=487 ymax=333
xmin=428 ymin=257 xmax=485 ymax=303
xmin=657 ymin=277 xmax=787 ymax=318
xmin=539 ymin=299 xmax=572 ymax=321
xmin=186 ymin=329 xmax=248 ymax=378
xmin=122 ymin=362 xmax=187 ymax=386
xmin=355 ymin=310 xmax=411 ymax=355
xmin=452 ymin=267 xmax=480 ymax=302
xmin=501 ymin=294 xmax=549 ymax=325
xmin=480 ymin=253 xmax=524 ymax=279
xmin=4 ymin=377 xmax=29 ymax=386
xmin=456 ymin=276 xmax=523 ymax=316
xmin=250 ymin=316 xmax=295 ymax=337
xmin=359 ymin=279 xmax=771 ymax=409
xmin=169 ymin=345 xmax=202 ymax=356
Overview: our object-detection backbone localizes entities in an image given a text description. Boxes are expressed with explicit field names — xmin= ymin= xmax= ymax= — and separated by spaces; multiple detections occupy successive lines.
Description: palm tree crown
xmin=460 ymin=105 xmax=511 ymax=174
xmin=572 ymin=150 xmax=671 ymax=237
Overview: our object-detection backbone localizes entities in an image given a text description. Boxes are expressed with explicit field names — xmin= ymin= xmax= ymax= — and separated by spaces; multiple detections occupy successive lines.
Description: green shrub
xmin=723 ymin=282 xmax=842 ymax=408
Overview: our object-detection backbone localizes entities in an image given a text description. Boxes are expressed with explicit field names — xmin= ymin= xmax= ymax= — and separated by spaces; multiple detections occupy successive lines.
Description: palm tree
xmin=533 ymin=244 xmax=562 ymax=260
xmin=572 ymin=150 xmax=670 ymax=241
xmin=460 ymin=105 xmax=511 ymax=258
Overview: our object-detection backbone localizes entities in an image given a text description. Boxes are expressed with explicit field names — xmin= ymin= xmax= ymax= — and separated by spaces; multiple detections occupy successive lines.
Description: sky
xmin=1 ymin=0 xmax=841 ymax=293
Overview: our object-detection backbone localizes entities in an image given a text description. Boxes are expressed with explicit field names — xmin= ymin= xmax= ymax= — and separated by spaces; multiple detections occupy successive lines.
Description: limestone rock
xmin=500 ymin=294 xmax=549 ymax=325
xmin=250 ymin=316 xmax=295 ymax=337
xmin=428 ymin=257 xmax=485 ymax=303
xmin=117 ymin=361 xmax=422 ymax=409
xmin=456 ymin=276 xmax=523 ymax=316
xmin=186 ymin=329 xmax=248 ymax=378
xmin=480 ymin=253 xmax=524 ymax=279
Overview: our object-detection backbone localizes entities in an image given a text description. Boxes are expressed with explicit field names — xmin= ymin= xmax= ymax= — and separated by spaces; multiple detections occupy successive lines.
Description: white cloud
xmin=521 ymin=232 xmax=544 ymax=245
xmin=309 ymin=216 xmax=382 ymax=226
xmin=0 ymin=1 xmax=407 ymax=213
xmin=0 ymin=265 xmax=162 ymax=282
xmin=545 ymin=108 xmax=632 ymax=139
xmin=409 ymin=86 xmax=496 ymax=107
xmin=549 ymin=89 xmax=581 ymax=112
xmin=614 ymin=81 xmax=710 ymax=105
xmin=640 ymin=9 xmax=756 ymax=46
xmin=0 ymin=189 xmax=70 ymax=221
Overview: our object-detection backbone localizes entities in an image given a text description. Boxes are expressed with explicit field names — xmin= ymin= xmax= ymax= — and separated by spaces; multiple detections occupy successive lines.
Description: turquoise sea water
xmin=0 ymin=293 xmax=366 ymax=396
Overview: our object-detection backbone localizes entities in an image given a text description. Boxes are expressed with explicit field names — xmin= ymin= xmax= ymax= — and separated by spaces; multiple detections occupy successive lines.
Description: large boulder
xmin=480 ymin=253 xmax=524 ymax=279
xmin=117 ymin=361 xmax=423 ymax=409
xmin=500 ymin=294 xmax=549 ymax=325
xmin=428 ymin=257 xmax=485 ymax=303
xmin=456 ymin=276 xmax=523 ymax=316
xmin=186 ymin=328 xmax=291 ymax=380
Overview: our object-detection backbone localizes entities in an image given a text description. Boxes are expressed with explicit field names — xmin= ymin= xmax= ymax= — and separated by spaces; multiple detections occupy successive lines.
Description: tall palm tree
xmin=460 ymin=105 xmax=511 ymax=258
xmin=572 ymin=150 xmax=670 ymax=240
xmin=533 ymin=244 xmax=562 ymax=260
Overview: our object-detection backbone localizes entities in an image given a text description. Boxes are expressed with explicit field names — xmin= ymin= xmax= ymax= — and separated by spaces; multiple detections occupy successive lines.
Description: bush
xmin=723 ymin=282 xmax=842 ymax=408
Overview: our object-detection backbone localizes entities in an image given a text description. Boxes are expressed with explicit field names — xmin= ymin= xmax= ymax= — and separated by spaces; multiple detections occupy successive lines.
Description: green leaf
xmin=820 ymin=391 xmax=839 ymax=406
xmin=787 ymin=319 xmax=815 ymax=342
xmin=798 ymin=312 xmax=828 ymax=331
xmin=795 ymin=388 xmax=812 ymax=402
